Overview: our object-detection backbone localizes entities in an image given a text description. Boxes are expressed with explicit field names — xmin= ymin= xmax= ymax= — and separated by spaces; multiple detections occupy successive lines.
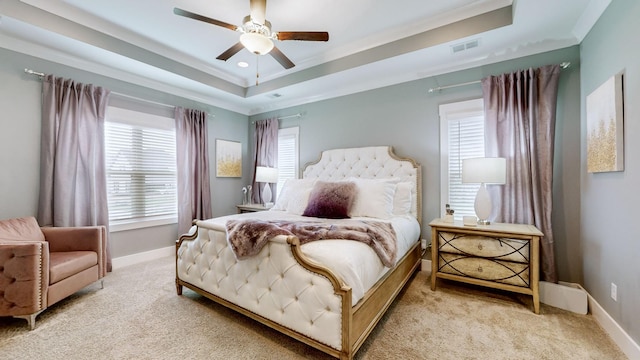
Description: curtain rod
xmin=110 ymin=92 xmax=176 ymax=111
xmin=278 ymin=113 xmax=302 ymax=120
xmin=427 ymin=62 xmax=571 ymax=93
xmin=23 ymin=68 xmax=214 ymax=117
xmin=251 ymin=113 xmax=302 ymax=124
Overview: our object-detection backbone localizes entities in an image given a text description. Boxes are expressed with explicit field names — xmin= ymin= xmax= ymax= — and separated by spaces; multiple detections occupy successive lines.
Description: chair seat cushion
xmin=49 ymin=251 xmax=97 ymax=284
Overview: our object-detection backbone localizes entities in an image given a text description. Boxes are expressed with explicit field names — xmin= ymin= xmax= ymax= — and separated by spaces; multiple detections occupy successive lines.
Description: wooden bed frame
xmin=176 ymin=146 xmax=422 ymax=360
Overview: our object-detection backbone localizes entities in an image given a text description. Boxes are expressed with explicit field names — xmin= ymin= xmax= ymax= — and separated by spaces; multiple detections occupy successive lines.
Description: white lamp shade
xmin=255 ymin=166 xmax=279 ymax=183
xmin=240 ymin=32 xmax=274 ymax=55
xmin=462 ymin=157 xmax=506 ymax=184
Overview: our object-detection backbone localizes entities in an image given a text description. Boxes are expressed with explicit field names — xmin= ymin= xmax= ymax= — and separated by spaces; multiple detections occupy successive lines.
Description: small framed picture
xmin=216 ymin=139 xmax=242 ymax=177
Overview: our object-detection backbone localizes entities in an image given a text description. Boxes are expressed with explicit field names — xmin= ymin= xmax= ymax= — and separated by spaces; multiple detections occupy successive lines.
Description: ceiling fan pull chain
xmin=256 ymin=54 xmax=260 ymax=86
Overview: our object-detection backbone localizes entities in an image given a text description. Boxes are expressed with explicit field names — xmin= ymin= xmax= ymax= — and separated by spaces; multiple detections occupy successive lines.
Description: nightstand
xmin=429 ymin=219 xmax=543 ymax=314
xmin=236 ymin=204 xmax=269 ymax=213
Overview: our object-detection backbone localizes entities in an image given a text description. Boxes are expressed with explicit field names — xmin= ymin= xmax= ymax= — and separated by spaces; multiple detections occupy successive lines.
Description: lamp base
xmin=261 ymin=183 xmax=272 ymax=206
xmin=474 ymin=183 xmax=493 ymax=226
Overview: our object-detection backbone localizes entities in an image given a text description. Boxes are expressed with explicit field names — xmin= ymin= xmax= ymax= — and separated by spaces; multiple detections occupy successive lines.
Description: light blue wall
xmin=0 ymin=48 xmax=250 ymax=258
xmin=580 ymin=0 xmax=640 ymax=345
xmin=251 ymin=45 xmax=583 ymax=283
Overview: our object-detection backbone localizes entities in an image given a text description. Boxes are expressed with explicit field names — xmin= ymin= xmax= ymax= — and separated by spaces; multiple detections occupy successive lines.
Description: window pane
xmin=277 ymin=127 xmax=299 ymax=197
xmin=439 ymin=99 xmax=485 ymax=221
xmin=447 ymin=115 xmax=485 ymax=219
xmin=105 ymin=107 xmax=177 ymax=224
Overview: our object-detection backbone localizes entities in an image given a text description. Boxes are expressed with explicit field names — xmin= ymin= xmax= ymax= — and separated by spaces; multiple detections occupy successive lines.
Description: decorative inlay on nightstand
xmin=429 ymin=219 xmax=543 ymax=314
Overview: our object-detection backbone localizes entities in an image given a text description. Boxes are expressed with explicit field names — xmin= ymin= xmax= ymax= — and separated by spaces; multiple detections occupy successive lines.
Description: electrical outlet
xmin=421 ymin=239 xmax=427 ymax=250
xmin=611 ymin=283 xmax=617 ymax=301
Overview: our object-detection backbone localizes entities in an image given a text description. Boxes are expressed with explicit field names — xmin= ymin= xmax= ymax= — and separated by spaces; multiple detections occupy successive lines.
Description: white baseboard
xmin=421 ymin=259 xmax=431 ymax=272
xmin=539 ymin=281 xmax=588 ymax=314
xmin=421 ymin=260 xmax=639 ymax=358
xmin=111 ymin=246 xmax=174 ymax=270
xmin=588 ymin=292 xmax=640 ymax=359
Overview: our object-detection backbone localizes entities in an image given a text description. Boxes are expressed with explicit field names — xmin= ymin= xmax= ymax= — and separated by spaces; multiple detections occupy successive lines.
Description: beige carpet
xmin=0 ymin=256 xmax=627 ymax=360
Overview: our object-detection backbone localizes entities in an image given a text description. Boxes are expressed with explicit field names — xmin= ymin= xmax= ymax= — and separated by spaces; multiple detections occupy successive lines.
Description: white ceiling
xmin=0 ymin=0 xmax=609 ymax=115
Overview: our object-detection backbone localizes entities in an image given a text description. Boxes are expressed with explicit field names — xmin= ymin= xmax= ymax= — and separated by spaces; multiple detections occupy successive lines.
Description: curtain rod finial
xmin=24 ymin=68 xmax=45 ymax=77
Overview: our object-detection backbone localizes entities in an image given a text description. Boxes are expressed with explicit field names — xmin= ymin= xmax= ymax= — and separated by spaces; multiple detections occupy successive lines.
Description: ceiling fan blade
xmin=173 ymin=7 xmax=237 ymax=31
xmin=250 ymin=0 xmax=267 ymax=24
xmin=216 ymin=42 xmax=245 ymax=61
xmin=276 ymin=32 xmax=329 ymax=42
xmin=269 ymin=46 xmax=295 ymax=69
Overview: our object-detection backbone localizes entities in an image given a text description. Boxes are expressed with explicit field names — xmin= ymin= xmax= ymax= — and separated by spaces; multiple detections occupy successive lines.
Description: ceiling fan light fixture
xmin=240 ymin=32 xmax=274 ymax=55
xmin=173 ymin=2 xmax=328 ymax=69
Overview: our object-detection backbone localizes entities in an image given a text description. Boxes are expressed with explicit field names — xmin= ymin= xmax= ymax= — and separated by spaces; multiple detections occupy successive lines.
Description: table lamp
xmin=255 ymin=166 xmax=279 ymax=207
xmin=462 ymin=157 xmax=506 ymax=225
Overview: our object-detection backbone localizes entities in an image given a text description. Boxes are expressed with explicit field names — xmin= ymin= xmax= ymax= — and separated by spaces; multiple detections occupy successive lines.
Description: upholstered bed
xmin=175 ymin=146 xmax=422 ymax=360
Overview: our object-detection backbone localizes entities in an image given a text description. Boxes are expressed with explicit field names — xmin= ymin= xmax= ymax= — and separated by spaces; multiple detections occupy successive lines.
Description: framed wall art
xmin=216 ymin=139 xmax=242 ymax=177
xmin=586 ymin=72 xmax=624 ymax=173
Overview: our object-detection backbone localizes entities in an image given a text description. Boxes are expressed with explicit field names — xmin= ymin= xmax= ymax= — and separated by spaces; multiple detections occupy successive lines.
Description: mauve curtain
xmin=251 ymin=118 xmax=278 ymax=204
xmin=481 ymin=64 xmax=561 ymax=283
xmin=175 ymin=107 xmax=213 ymax=235
xmin=37 ymin=74 xmax=112 ymax=271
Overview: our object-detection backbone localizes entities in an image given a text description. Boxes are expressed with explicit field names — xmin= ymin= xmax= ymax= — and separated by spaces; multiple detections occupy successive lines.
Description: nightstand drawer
xmin=437 ymin=232 xmax=529 ymax=263
xmin=438 ymin=253 xmax=530 ymax=287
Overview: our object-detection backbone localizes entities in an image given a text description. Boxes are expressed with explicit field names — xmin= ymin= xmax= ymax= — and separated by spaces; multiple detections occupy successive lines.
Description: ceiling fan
xmin=173 ymin=0 xmax=329 ymax=69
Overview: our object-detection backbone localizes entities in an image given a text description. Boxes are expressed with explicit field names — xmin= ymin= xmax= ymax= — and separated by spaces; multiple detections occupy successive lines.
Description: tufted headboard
xmin=302 ymin=146 xmax=422 ymax=222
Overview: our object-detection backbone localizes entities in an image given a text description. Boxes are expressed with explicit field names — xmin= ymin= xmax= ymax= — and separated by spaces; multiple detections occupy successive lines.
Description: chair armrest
xmin=41 ymin=226 xmax=107 ymax=277
xmin=0 ymin=241 xmax=49 ymax=316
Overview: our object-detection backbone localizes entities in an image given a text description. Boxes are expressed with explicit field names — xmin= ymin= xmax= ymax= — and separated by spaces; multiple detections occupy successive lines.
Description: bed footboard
xmin=176 ymin=222 xmax=351 ymax=356
xmin=176 ymin=222 xmax=420 ymax=360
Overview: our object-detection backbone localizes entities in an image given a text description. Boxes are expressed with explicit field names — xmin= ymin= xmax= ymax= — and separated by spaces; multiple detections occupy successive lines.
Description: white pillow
xmin=392 ymin=182 xmax=413 ymax=215
xmin=271 ymin=178 xmax=317 ymax=215
xmin=348 ymin=178 xmax=396 ymax=219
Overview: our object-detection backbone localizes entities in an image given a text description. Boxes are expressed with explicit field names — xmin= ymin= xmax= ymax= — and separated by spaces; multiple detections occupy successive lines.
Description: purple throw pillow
xmin=302 ymin=181 xmax=357 ymax=219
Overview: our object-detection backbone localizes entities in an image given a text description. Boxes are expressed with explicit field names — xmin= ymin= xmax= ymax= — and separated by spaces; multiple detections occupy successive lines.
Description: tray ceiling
xmin=0 ymin=0 xmax=608 ymax=114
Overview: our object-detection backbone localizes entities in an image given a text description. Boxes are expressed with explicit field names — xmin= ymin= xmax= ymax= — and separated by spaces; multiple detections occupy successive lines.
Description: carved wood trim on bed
xmin=175 ymin=146 xmax=422 ymax=360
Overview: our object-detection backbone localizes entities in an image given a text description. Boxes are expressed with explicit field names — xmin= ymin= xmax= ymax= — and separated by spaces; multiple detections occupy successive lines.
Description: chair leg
xmin=91 ymin=278 xmax=104 ymax=289
xmin=14 ymin=309 xmax=45 ymax=330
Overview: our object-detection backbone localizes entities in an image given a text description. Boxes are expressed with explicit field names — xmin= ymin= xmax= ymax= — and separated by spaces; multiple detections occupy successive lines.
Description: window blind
xmin=277 ymin=127 xmax=299 ymax=196
xmin=105 ymin=110 xmax=177 ymax=223
xmin=447 ymin=115 xmax=485 ymax=218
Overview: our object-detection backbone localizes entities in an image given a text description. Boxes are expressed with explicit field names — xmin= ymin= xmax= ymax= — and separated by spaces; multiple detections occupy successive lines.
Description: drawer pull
xmin=478 ymin=244 xmax=483 ymax=251
xmin=477 ymin=266 xmax=483 ymax=272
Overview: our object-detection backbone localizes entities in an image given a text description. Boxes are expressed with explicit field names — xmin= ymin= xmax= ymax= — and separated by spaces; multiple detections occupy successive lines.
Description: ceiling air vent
xmin=451 ymin=39 xmax=479 ymax=54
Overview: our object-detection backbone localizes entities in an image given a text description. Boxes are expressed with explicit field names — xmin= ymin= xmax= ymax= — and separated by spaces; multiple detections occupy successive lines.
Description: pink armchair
xmin=0 ymin=216 xmax=107 ymax=329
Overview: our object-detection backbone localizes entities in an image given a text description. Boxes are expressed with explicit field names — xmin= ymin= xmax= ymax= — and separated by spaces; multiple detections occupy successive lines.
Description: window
xmin=105 ymin=106 xmax=177 ymax=230
xmin=439 ymin=99 xmax=485 ymax=220
xmin=276 ymin=127 xmax=299 ymax=197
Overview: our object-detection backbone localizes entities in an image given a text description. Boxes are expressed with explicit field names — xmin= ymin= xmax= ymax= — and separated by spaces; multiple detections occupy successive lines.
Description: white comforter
xmin=200 ymin=209 xmax=420 ymax=305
